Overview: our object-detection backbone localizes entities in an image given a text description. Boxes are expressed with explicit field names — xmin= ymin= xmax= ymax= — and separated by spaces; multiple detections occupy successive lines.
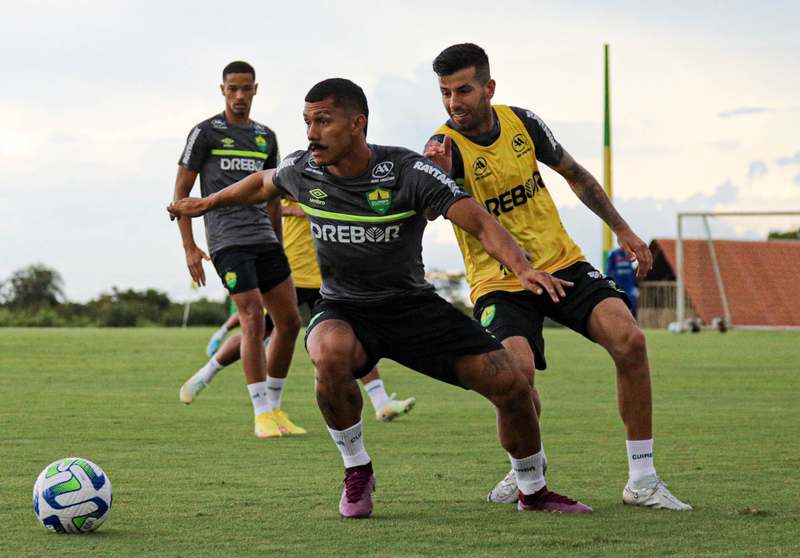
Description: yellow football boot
xmin=273 ymin=408 xmax=307 ymax=435
xmin=254 ymin=412 xmax=282 ymax=438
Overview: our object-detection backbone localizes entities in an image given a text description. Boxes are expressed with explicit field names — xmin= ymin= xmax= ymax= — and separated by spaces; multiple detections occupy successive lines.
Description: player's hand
xmin=517 ymin=269 xmax=574 ymax=303
xmin=616 ymin=225 xmax=652 ymax=279
xmin=185 ymin=245 xmax=211 ymax=287
xmin=168 ymin=197 xmax=209 ymax=221
xmin=424 ymin=135 xmax=453 ymax=175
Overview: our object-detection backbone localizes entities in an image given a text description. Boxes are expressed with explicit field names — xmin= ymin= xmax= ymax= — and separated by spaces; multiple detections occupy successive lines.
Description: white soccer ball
xmin=32 ymin=458 xmax=113 ymax=534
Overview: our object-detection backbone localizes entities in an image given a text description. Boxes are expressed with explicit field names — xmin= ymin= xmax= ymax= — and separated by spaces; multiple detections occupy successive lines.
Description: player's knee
xmin=493 ymin=370 xmax=532 ymax=411
xmin=308 ymin=335 xmax=355 ymax=375
xmin=274 ymin=308 xmax=301 ymax=337
xmin=610 ymin=326 xmax=647 ymax=363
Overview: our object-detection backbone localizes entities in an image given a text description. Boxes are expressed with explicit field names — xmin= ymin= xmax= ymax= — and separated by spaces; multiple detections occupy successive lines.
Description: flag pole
xmin=602 ymin=44 xmax=613 ymax=269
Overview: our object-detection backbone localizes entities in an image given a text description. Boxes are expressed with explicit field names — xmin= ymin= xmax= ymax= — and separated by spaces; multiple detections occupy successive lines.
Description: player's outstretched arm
xmin=168 ymin=169 xmax=279 ymax=220
xmin=445 ymin=198 xmax=573 ymax=302
xmin=550 ymin=149 xmax=652 ymax=278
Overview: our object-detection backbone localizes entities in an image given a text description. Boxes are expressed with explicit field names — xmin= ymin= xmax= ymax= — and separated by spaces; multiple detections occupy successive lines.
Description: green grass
xmin=1 ymin=328 xmax=798 ymax=557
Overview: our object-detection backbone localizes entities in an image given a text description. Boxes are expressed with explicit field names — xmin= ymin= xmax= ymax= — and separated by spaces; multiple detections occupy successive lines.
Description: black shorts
xmin=305 ymin=290 xmax=503 ymax=387
xmin=211 ymin=243 xmax=291 ymax=296
xmin=265 ymin=287 xmax=322 ymax=335
xmin=473 ymin=261 xmax=631 ymax=371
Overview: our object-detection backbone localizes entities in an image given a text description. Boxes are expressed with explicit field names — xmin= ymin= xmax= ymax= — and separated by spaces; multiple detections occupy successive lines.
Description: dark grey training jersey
xmin=273 ymin=145 xmax=469 ymax=303
xmin=179 ymin=113 xmax=280 ymax=256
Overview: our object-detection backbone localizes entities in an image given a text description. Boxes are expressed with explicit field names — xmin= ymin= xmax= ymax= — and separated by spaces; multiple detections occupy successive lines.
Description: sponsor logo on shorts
xmin=588 ymin=270 xmax=602 ymax=279
xmin=480 ymin=305 xmax=496 ymax=327
xmin=310 ymin=223 xmax=400 ymax=243
xmin=221 ymin=138 xmax=234 ymax=148
xmin=225 ymin=271 xmax=237 ymax=289
xmin=367 ymin=187 xmax=392 ymax=214
xmin=220 ymin=158 xmax=264 ymax=172
xmin=372 ymin=161 xmax=394 ymax=179
xmin=255 ymin=135 xmax=267 ymax=152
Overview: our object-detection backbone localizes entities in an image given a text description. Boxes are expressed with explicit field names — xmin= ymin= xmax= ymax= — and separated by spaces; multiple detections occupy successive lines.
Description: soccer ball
xmin=32 ymin=458 xmax=113 ymax=534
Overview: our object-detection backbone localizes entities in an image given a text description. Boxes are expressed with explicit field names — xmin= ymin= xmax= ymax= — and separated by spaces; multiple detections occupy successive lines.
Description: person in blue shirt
xmin=605 ymin=248 xmax=639 ymax=319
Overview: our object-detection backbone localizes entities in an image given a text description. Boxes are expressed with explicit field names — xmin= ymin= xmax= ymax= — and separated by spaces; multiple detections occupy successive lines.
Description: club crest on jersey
xmin=221 ymin=138 xmax=234 ymax=148
xmin=480 ymin=305 xmax=496 ymax=327
xmin=255 ymin=135 xmax=267 ymax=152
xmin=372 ymin=161 xmax=394 ymax=179
xmin=367 ymin=187 xmax=392 ymax=214
xmin=225 ymin=271 xmax=237 ymax=289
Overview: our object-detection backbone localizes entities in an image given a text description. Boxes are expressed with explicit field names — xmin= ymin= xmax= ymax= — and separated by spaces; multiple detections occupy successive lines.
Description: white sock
xmin=363 ymin=379 xmax=390 ymax=412
xmin=509 ymin=450 xmax=546 ymax=495
xmin=328 ymin=420 xmax=371 ymax=468
xmin=627 ymin=439 xmax=656 ymax=483
xmin=197 ymin=356 xmax=225 ymax=384
xmin=214 ymin=325 xmax=229 ymax=340
xmin=266 ymin=376 xmax=286 ymax=411
xmin=247 ymin=381 xmax=272 ymax=416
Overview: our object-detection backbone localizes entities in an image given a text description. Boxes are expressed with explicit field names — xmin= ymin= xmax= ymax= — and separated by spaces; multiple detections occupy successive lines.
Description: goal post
xmin=675 ymin=211 xmax=800 ymax=332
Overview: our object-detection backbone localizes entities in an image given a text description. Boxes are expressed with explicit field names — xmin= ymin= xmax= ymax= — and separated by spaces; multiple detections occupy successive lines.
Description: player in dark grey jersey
xmin=173 ymin=61 xmax=304 ymax=439
xmin=169 ymin=78 xmax=592 ymax=518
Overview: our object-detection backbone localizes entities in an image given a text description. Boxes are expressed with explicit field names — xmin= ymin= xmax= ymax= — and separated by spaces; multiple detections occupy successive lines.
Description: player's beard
xmin=451 ymin=97 xmax=492 ymax=134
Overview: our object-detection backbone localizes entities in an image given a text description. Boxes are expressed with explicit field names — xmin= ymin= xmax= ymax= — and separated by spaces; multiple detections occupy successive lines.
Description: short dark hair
xmin=305 ymin=78 xmax=369 ymax=136
xmin=223 ymin=61 xmax=256 ymax=82
xmin=432 ymin=43 xmax=491 ymax=84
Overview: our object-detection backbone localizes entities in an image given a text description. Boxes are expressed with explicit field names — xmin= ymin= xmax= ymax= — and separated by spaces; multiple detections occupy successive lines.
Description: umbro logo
xmin=309 ymin=189 xmax=327 ymax=199
xmin=372 ymin=161 xmax=394 ymax=179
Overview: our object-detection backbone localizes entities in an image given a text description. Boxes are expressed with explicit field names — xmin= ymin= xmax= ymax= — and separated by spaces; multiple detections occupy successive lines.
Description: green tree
xmin=1 ymin=264 xmax=65 ymax=309
xmin=768 ymin=228 xmax=800 ymax=240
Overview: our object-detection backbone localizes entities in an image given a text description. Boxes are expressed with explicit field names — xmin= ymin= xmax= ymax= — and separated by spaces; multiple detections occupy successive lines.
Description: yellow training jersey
xmin=281 ymin=199 xmax=322 ymax=289
xmin=435 ymin=105 xmax=585 ymax=303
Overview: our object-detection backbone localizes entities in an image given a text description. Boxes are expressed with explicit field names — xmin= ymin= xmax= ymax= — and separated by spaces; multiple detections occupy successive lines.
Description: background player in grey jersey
xmin=173 ymin=61 xmax=304 ymax=438
xmin=169 ymin=78 xmax=593 ymax=518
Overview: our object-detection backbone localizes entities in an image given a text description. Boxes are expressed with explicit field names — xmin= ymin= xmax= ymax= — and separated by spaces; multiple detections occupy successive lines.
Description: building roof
xmin=647 ymin=239 xmax=800 ymax=327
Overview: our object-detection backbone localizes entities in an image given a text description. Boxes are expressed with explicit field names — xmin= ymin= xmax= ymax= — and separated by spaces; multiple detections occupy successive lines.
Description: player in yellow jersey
xmin=425 ymin=44 xmax=691 ymax=510
xmin=184 ymin=199 xmax=417 ymax=423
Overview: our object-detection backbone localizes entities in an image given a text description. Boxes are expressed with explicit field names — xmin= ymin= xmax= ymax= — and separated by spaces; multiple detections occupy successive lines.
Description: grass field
xmin=1 ymin=328 xmax=798 ymax=557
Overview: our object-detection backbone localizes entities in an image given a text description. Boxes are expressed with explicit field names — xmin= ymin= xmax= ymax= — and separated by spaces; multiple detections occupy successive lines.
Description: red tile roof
xmin=651 ymin=239 xmax=800 ymax=327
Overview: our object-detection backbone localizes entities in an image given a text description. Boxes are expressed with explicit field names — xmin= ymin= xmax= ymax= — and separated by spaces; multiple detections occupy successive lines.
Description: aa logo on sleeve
xmin=480 ymin=304 xmax=496 ymax=327
xmin=225 ymin=271 xmax=238 ymax=289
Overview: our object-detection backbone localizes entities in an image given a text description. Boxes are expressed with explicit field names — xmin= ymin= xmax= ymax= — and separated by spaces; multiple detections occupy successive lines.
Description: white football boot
xmin=487 ymin=457 xmax=547 ymax=504
xmin=623 ymin=475 xmax=693 ymax=510
xmin=179 ymin=372 xmax=208 ymax=404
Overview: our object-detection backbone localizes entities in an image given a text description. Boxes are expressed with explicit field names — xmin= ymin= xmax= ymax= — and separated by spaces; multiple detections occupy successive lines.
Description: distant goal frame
xmin=675 ymin=211 xmax=800 ymax=332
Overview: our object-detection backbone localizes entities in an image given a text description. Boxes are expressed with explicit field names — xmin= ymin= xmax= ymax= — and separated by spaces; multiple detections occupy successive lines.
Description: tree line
xmin=0 ymin=264 xmax=472 ymax=328
xmin=0 ymin=264 xmax=228 ymax=327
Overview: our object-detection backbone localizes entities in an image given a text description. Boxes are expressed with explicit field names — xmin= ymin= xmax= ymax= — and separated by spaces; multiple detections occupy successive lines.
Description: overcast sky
xmin=2 ymin=0 xmax=799 ymax=302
